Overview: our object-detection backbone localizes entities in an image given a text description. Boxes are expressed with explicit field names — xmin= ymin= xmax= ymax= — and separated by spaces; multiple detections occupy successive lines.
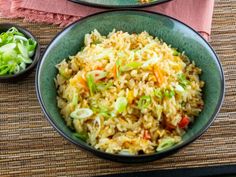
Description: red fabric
xmin=0 ymin=0 xmax=214 ymax=40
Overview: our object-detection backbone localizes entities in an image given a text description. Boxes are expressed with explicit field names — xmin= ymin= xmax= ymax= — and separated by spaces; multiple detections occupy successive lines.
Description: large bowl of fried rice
xmin=36 ymin=10 xmax=225 ymax=163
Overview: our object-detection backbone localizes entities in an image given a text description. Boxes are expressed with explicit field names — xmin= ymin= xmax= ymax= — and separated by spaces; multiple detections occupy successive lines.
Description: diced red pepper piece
xmin=143 ymin=130 xmax=151 ymax=140
xmin=178 ymin=115 xmax=190 ymax=128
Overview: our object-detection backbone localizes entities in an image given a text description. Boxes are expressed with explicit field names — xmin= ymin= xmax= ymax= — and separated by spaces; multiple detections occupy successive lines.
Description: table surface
xmin=0 ymin=0 xmax=236 ymax=176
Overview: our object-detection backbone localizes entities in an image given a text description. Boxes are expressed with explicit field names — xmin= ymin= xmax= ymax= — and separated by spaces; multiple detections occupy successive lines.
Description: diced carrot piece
xmin=113 ymin=64 xmax=117 ymax=79
xmin=78 ymin=76 xmax=88 ymax=91
xmin=153 ymin=65 xmax=164 ymax=85
xmin=96 ymin=66 xmax=104 ymax=70
xmin=143 ymin=130 xmax=151 ymax=140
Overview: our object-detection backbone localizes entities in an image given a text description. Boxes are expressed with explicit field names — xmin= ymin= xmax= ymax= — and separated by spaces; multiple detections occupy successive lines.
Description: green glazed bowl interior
xmin=36 ymin=10 xmax=224 ymax=163
xmin=69 ymin=0 xmax=172 ymax=8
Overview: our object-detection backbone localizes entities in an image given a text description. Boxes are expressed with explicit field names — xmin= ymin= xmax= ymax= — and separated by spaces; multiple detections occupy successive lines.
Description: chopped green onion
xmin=2 ymin=49 xmax=17 ymax=63
xmin=0 ymin=43 xmax=16 ymax=52
xmin=99 ymin=112 xmax=110 ymax=119
xmin=17 ymin=54 xmax=32 ymax=64
xmin=0 ymin=27 xmax=37 ymax=75
xmin=90 ymin=106 xmax=99 ymax=114
xmin=58 ymin=67 xmax=70 ymax=79
xmin=175 ymin=84 xmax=185 ymax=93
xmin=164 ymin=89 xmax=175 ymax=98
xmin=0 ymin=65 xmax=10 ymax=75
xmin=138 ymin=95 xmax=151 ymax=110
xmin=120 ymin=61 xmax=142 ymax=72
xmin=114 ymin=97 xmax=128 ymax=113
xmin=72 ymin=91 xmax=78 ymax=106
xmin=156 ymin=137 xmax=179 ymax=151
xmin=96 ymin=81 xmax=113 ymax=91
xmin=153 ymin=88 xmax=163 ymax=99
xmin=116 ymin=59 xmax=121 ymax=77
xmin=70 ymin=108 xmax=93 ymax=119
xmin=99 ymin=109 xmax=111 ymax=119
xmin=19 ymin=62 xmax=26 ymax=70
xmin=17 ymin=43 xmax=28 ymax=58
xmin=0 ymin=33 xmax=13 ymax=46
xmin=26 ymin=39 xmax=37 ymax=57
xmin=7 ymin=27 xmax=24 ymax=36
xmin=172 ymin=49 xmax=180 ymax=56
xmin=91 ymin=105 xmax=111 ymax=119
xmin=86 ymin=74 xmax=97 ymax=96
xmin=14 ymin=35 xmax=28 ymax=42
xmin=98 ymin=105 xmax=109 ymax=113
xmin=177 ymin=73 xmax=189 ymax=88
xmin=73 ymin=132 xmax=88 ymax=141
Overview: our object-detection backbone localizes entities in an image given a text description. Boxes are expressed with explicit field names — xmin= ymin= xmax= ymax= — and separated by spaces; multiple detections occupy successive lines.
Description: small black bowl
xmin=0 ymin=23 xmax=40 ymax=82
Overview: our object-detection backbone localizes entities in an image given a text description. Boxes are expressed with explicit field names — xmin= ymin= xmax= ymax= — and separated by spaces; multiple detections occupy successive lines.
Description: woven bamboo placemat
xmin=0 ymin=0 xmax=236 ymax=176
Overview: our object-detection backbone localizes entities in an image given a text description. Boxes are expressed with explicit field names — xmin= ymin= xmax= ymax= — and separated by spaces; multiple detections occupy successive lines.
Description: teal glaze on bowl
xmin=69 ymin=0 xmax=172 ymax=8
xmin=36 ymin=10 xmax=225 ymax=163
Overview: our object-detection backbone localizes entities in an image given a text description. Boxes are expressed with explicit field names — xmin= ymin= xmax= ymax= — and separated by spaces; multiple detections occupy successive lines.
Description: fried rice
xmin=55 ymin=30 xmax=204 ymax=155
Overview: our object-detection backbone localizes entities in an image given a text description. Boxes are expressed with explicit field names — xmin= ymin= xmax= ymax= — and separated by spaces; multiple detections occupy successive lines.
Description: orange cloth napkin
xmin=0 ymin=0 xmax=214 ymax=40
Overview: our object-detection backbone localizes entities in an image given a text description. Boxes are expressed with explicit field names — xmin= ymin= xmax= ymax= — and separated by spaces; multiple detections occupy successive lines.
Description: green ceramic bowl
xmin=69 ymin=0 xmax=172 ymax=8
xmin=36 ymin=10 xmax=225 ymax=163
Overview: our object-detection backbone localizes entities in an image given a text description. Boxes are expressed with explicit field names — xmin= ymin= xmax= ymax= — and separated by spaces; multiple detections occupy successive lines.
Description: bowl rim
xmin=0 ymin=23 xmax=41 ymax=80
xmin=36 ymin=9 xmax=225 ymax=162
xmin=68 ymin=0 xmax=173 ymax=9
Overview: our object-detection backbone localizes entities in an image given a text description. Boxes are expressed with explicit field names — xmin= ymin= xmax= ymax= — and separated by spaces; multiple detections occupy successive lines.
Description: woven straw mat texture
xmin=0 ymin=0 xmax=236 ymax=176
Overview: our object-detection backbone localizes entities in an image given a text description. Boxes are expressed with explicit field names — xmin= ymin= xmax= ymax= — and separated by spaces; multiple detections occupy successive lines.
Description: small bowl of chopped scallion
xmin=0 ymin=23 xmax=40 ymax=81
